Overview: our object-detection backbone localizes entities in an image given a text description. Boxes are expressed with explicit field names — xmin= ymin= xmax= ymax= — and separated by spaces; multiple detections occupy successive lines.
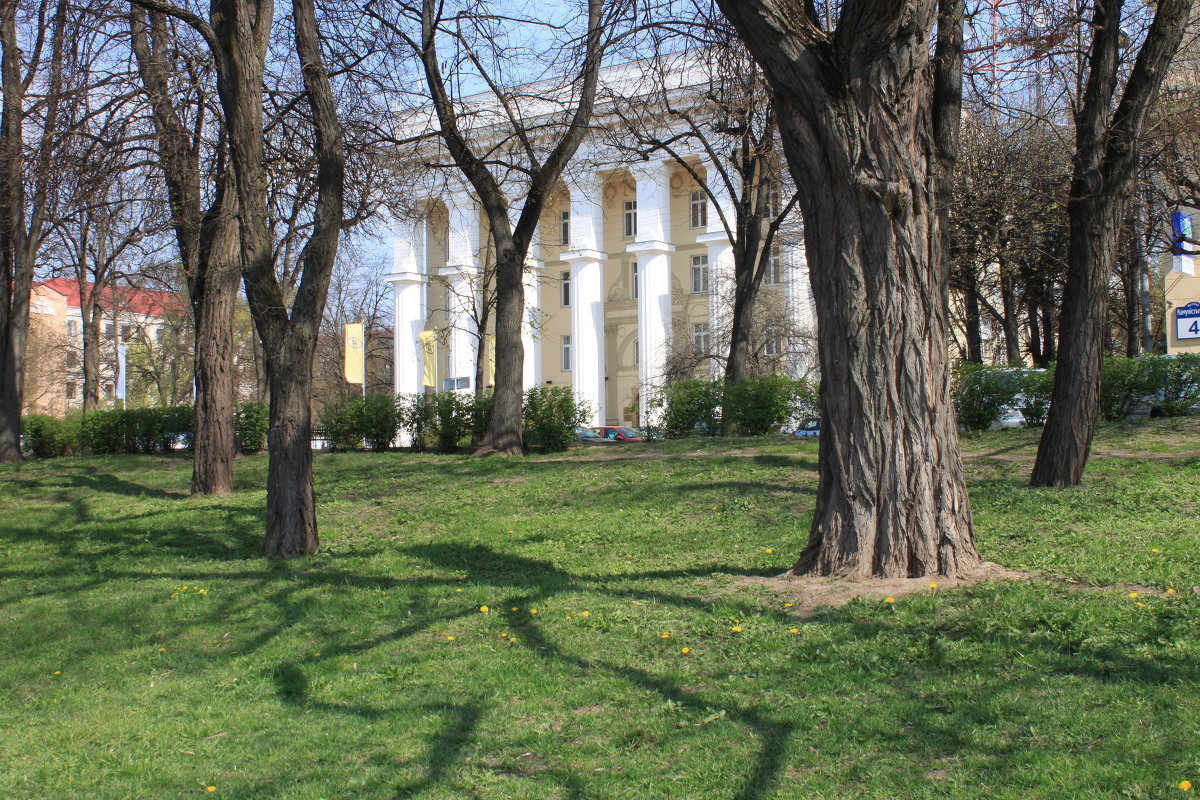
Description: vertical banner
xmin=487 ymin=335 xmax=496 ymax=388
xmin=115 ymin=344 xmax=127 ymax=401
xmin=344 ymin=323 xmax=365 ymax=385
xmin=419 ymin=330 xmax=437 ymax=387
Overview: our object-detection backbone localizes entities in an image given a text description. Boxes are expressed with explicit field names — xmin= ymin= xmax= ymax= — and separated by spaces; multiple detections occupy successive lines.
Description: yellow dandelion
xmin=681 ymin=647 xmax=690 ymax=654
xmin=660 ymin=632 xmax=670 ymax=639
xmin=53 ymin=671 xmax=61 ymax=675
xmin=885 ymin=597 xmax=895 ymax=603
xmin=1136 ymin=602 xmax=1145 ymax=608
xmin=530 ymin=608 xmax=538 ymax=614
xmin=199 ymin=590 xmax=207 ymax=595
xmin=512 ymin=607 xmax=518 ymax=611
xmin=929 ymin=583 xmax=938 ymax=589
xmin=501 ymin=632 xmax=509 ymax=638
xmin=789 ymin=628 xmax=799 ymax=634
xmin=1128 ymin=592 xmax=1138 ymax=599
xmin=207 ymin=788 xmax=216 ymax=794
xmin=1152 ymin=548 xmax=1161 ymax=553
xmin=784 ymin=603 xmax=793 ymax=608
xmin=313 ymin=652 xmax=320 ymax=658
xmin=455 ymin=589 xmax=463 ymax=593
xmin=1168 ymin=588 xmax=1177 ymax=595
xmin=158 ymin=647 xmax=165 ymax=653
xmin=479 ymin=605 xmax=489 ymax=613
xmin=765 ymin=548 xmax=774 ymax=554
xmin=446 ymin=636 xmax=455 ymax=641
xmin=507 ymin=530 xmax=513 ymax=533
xmin=581 ymin=611 xmax=590 ymax=617
xmin=732 ymin=626 xmax=743 ymax=632
xmin=1180 ymin=781 xmax=1193 ymax=792
xmin=565 ymin=614 xmax=572 ymax=619
xmin=1018 ymin=564 xmax=1026 ymax=568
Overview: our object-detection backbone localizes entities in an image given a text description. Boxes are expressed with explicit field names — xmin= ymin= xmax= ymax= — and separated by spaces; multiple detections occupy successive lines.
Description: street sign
xmin=1177 ymin=302 xmax=1200 ymax=340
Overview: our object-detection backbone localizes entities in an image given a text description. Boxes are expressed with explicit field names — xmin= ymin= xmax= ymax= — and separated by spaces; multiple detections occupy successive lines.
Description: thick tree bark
xmin=480 ymin=247 xmax=524 ymax=455
xmin=718 ymin=0 xmax=980 ymax=578
xmin=999 ymin=261 xmax=1022 ymax=364
xmin=261 ymin=338 xmax=317 ymax=556
xmin=959 ymin=266 xmax=984 ymax=364
xmin=1032 ymin=0 xmax=1192 ymax=487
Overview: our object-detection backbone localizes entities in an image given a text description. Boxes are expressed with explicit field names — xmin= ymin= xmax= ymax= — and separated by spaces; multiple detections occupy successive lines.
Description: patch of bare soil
xmin=736 ymin=561 xmax=1029 ymax=618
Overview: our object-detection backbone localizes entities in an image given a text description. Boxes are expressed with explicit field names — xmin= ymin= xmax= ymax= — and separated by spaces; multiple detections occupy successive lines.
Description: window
xmin=104 ymin=323 xmax=115 ymax=340
xmin=623 ymin=200 xmax=637 ymax=238
xmin=561 ymin=271 xmax=571 ymax=307
xmin=67 ymin=319 xmax=78 ymax=338
xmin=65 ymin=382 xmax=76 ymax=400
xmin=633 ymin=338 xmax=639 ymax=366
xmin=691 ymin=254 xmax=709 ymax=294
xmin=153 ymin=326 xmax=163 ymax=343
xmin=560 ymin=210 xmax=570 ymax=245
xmin=120 ymin=324 xmax=132 ymax=342
xmin=561 ymin=335 xmax=572 ymax=372
xmin=690 ymin=190 xmax=707 ymax=228
xmin=693 ymin=323 xmax=710 ymax=355
xmin=764 ymin=327 xmax=782 ymax=357
xmin=765 ymin=245 xmax=783 ymax=285
xmin=631 ymin=260 xmax=639 ymax=300
xmin=66 ymin=350 xmax=78 ymax=369
xmin=766 ymin=187 xmax=781 ymax=217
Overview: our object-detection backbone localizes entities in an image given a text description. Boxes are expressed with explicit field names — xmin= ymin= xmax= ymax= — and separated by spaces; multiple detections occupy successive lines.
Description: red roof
xmin=35 ymin=277 xmax=185 ymax=318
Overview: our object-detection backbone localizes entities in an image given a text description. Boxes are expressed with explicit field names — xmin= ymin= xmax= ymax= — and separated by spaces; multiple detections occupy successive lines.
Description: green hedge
xmin=397 ymin=391 xmax=494 ymax=453
xmin=23 ymin=414 xmax=81 ymax=458
xmin=655 ymin=376 xmax=818 ymax=438
xmin=523 ymin=386 xmax=589 ymax=452
xmin=234 ymin=402 xmax=269 ymax=453
xmin=318 ymin=394 xmax=401 ymax=452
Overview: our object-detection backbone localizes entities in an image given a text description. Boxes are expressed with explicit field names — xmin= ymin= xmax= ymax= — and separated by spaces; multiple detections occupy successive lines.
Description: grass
xmin=1 ymin=419 xmax=1199 ymax=799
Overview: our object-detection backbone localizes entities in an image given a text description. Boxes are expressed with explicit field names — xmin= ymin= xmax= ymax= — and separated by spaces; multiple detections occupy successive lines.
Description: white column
xmin=444 ymin=193 xmax=480 ymax=393
xmin=627 ymin=160 xmax=674 ymax=427
xmin=563 ymin=175 xmax=606 ymax=425
xmin=697 ymin=167 xmax=737 ymax=380
xmin=522 ymin=264 xmax=543 ymax=390
xmin=785 ymin=245 xmax=812 ymax=378
xmin=388 ymin=216 xmax=428 ymax=446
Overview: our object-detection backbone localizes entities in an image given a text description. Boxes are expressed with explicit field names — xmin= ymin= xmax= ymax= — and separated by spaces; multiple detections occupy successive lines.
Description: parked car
xmin=791 ymin=418 xmax=821 ymax=438
xmin=633 ymin=427 xmax=663 ymax=440
xmin=992 ymin=406 xmax=1025 ymax=430
xmin=591 ymin=426 xmax=644 ymax=442
xmin=575 ymin=426 xmax=615 ymax=444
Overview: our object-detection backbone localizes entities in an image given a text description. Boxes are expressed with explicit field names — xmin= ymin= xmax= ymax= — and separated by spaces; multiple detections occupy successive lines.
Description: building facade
xmin=386 ymin=158 xmax=815 ymax=428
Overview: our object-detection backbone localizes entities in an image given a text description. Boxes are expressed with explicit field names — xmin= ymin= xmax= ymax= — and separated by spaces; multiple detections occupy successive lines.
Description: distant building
xmin=26 ymin=278 xmax=185 ymax=416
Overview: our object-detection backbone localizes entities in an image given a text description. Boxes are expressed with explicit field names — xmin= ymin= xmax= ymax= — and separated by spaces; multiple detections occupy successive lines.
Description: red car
xmin=591 ymin=426 xmax=644 ymax=442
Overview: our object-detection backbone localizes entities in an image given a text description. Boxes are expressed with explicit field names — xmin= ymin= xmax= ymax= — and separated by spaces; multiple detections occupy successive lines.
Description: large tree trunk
xmin=719 ymin=0 xmax=980 ymax=578
xmin=191 ymin=242 xmax=240 ymax=495
xmin=724 ymin=277 xmax=756 ymax=384
xmin=999 ymin=261 xmax=1022 ymax=364
xmin=477 ymin=247 xmax=524 ymax=455
xmin=0 ymin=0 xmax=27 ymax=462
xmin=261 ymin=341 xmax=317 ymax=556
xmin=1032 ymin=0 xmax=1192 ymax=487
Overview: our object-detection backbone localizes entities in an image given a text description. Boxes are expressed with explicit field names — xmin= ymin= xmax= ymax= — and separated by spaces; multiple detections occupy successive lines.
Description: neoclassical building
xmin=387 ymin=62 xmax=815 ymax=428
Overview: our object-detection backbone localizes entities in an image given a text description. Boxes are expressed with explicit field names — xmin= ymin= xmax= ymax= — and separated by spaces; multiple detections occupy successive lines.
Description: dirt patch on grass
xmin=736 ymin=561 xmax=1029 ymax=617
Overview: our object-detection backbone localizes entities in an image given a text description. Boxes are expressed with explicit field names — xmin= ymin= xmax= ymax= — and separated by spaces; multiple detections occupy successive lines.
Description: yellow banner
xmin=344 ymin=323 xmax=365 ymax=385
xmin=487 ymin=335 xmax=496 ymax=388
xmin=419 ymin=330 xmax=437 ymax=387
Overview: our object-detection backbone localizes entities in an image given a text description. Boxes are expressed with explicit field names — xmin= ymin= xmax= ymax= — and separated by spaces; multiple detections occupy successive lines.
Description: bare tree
xmin=132 ymin=0 xmax=345 ymax=557
xmin=604 ymin=29 xmax=802 ymax=386
xmin=1032 ymin=0 xmax=1194 ymax=487
xmin=0 ymin=0 xmax=68 ymax=461
xmin=363 ymin=0 xmax=627 ymax=455
xmin=129 ymin=7 xmax=242 ymax=495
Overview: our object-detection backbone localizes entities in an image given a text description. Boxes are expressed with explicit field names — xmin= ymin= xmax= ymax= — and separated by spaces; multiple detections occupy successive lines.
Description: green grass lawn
xmin=2 ymin=420 xmax=1199 ymax=799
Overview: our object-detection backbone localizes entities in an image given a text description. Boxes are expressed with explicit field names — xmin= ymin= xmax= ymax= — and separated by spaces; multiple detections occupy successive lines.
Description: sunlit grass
xmin=1 ymin=419 xmax=1198 ymax=799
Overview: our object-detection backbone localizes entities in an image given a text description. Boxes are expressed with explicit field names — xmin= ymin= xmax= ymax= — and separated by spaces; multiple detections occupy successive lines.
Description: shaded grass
xmin=0 ymin=421 xmax=1198 ymax=799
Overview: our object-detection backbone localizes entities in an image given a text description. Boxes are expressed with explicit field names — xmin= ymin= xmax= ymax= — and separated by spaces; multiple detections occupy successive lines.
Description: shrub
xmin=320 ymin=395 xmax=363 ymax=450
xmin=1100 ymin=357 xmax=1156 ymax=422
xmin=468 ymin=391 xmax=494 ymax=444
xmin=523 ymin=386 xmax=589 ymax=452
xmin=659 ymin=379 xmax=723 ymax=439
xmin=79 ymin=409 xmax=128 ymax=454
xmin=359 ymin=394 xmax=401 ymax=450
xmin=399 ymin=393 xmax=435 ymax=451
xmin=234 ymin=402 xmax=269 ymax=454
xmin=1019 ymin=367 xmax=1054 ymax=428
xmin=431 ymin=391 xmax=472 ymax=452
xmin=952 ymin=364 xmax=1023 ymax=431
xmin=724 ymin=375 xmax=812 ymax=436
xmin=1146 ymin=353 xmax=1200 ymax=417
xmin=23 ymin=414 xmax=80 ymax=458
xmin=160 ymin=406 xmax=195 ymax=451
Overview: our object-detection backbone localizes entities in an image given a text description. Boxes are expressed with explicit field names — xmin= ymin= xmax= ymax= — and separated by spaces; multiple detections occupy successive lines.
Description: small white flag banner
xmin=116 ymin=344 xmax=127 ymax=400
